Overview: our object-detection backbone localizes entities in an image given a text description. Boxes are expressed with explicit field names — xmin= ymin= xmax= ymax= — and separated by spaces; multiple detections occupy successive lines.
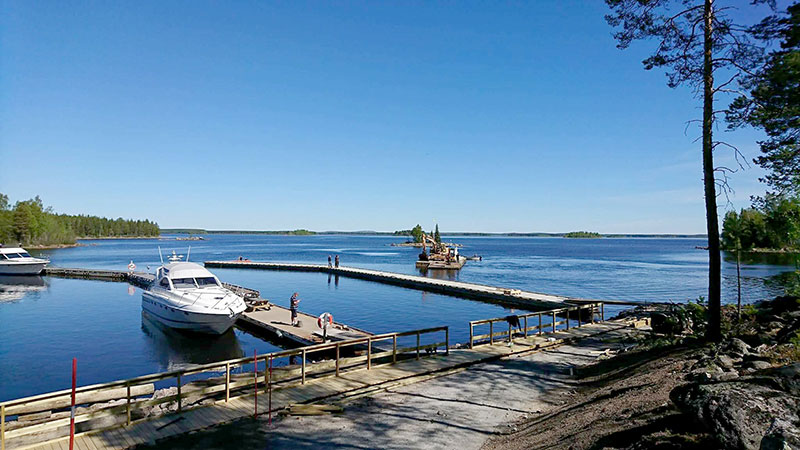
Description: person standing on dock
xmin=290 ymin=292 xmax=300 ymax=326
xmin=328 ymin=255 xmax=332 ymax=268
xmin=334 ymin=255 xmax=339 ymax=268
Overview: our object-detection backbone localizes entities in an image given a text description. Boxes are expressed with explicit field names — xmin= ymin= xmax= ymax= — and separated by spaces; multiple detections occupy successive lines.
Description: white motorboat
xmin=0 ymin=247 xmax=49 ymax=275
xmin=142 ymin=252 xmax=247 ymax=334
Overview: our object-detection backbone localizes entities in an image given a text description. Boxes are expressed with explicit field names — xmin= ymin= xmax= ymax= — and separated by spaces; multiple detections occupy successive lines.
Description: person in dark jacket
xmin=290 ymin=292 xmax=300 ymax=326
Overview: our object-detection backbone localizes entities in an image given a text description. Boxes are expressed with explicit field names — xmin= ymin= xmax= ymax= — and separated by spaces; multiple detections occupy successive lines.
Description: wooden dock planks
xmin=239 ymin=306 xmax=371 ymax=346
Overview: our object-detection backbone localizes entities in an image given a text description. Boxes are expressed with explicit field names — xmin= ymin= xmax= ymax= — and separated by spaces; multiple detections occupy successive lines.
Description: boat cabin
xmin=155 ymin=262 xmax=222 ymax=291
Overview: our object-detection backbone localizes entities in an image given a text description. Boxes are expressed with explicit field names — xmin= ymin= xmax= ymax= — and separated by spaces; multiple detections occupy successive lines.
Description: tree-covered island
xmin=563 ymin=231 xmax=602 ymax=239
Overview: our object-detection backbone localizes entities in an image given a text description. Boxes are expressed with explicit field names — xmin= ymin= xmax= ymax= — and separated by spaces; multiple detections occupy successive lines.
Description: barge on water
xmin=416 ymin=231 xmax=466 ymax=270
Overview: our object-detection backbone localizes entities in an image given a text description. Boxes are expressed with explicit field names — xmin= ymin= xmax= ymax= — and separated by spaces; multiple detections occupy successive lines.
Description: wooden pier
xmin=40 ymin=267 xmax=369 ymax=346
xmin=205 ymin=261 xmax=578 ymax=309
xmin=0 ymin=305 xmax=644 ymax=450
xmin=238 ymin=305 xmax=372 ymax=346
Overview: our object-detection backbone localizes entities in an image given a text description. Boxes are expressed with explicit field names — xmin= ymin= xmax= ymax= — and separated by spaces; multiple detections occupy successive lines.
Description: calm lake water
xmin=1 ymin=235 xmax=796 ymax=401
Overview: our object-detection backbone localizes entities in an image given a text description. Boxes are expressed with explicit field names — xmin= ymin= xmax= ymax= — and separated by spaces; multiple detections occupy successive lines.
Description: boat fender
xmin=317 ymin=312 xmax=333 ymax=329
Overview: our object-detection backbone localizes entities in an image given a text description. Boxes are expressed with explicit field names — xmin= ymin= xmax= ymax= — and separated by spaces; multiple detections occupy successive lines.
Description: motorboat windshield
xmin=169 ymin=277 xmax=220 ymax=289
xmin=2 ymin=252 xmax=32 ymax=259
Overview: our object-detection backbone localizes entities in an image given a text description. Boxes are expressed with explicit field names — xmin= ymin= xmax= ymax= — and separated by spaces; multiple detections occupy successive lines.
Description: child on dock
xmin=290 ymin=292 xmax=300 ymax=326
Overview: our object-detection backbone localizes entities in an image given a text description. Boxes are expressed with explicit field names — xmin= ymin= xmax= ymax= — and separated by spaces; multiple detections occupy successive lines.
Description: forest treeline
xmin=721 ymin=195 xmax=800 ymax=251
xmin=0 ymin=194 xmax=160 ymax=247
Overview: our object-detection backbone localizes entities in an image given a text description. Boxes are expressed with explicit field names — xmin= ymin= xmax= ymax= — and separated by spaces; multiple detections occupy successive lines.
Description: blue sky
xmin=0 ymin=1 xmax=778 ymax=233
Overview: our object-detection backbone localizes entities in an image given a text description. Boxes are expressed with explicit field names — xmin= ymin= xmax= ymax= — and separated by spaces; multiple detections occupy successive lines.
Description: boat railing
xmin=467 ymin=302 xmax=604 ymax=349
xmin=0 ymin=325 xmax=449 ymax=449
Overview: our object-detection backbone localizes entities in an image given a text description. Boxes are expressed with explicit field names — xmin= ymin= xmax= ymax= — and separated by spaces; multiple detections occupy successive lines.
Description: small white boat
xmin=142 ymin=251 xmax=247 ymax=334
xmin=0 ymin=247 xmax=49 ymax=275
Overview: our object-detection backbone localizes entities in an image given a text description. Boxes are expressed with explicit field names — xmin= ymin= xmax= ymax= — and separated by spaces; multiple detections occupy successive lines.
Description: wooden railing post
xmin=392 ymin=335 xmax=397 ymax=363
xmin=416 ymin=331 xmax=421 ymax=360
xmin=2 ymin=404 xmax=5 ymax=450
xmin=336 ymin=343 xmax=341 ymax=376
xmin=552 ymin=311 xmax=556 ymax=333
xmin=301 ymin=349 xmax=307 ymax=384
xmin=268 ymin=356 xmax=273 ymax=425
xmin=566 ymin=309 xmax=570 ymax=330
xmin=367 ymin=337 xmax=372 ymax=370
xmin=126 ymin=382 xmax=131 ymax=426
xmin=469 ymin=323 xmax=474 ymax=349
xmin=538 ymin=313 xmax=542 ymax=335
xmin=577 ymin=307 xmax=582 ymax=327
xmin=225 ymin=362 xmax=230 ymax=402
xmin=601 ymin=303 xmax=605 ymax=321
xmin=177 ymin=374 xmax=182 ymax=413
xmin=445 ymin=327 xmax=449 ymax=355
xmin=524 ymin=316 xmax=528 ymax=338
xmin=253 ymin=351 xmax=258 ymax=418
xmin=489 ymin=321 xmax=494 ymax=345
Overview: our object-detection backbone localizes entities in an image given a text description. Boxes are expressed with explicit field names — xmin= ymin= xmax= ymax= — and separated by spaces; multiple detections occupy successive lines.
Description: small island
xmin=564 ymin=231 xmax=602 ymax=239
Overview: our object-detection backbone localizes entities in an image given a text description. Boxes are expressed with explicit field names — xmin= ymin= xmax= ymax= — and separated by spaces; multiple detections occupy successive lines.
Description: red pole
xmin=70 ymin=358 xmax=76 ymax=450
xmin=268 ymin=357 xmax=272 ymax=425
xmin=253 ymin=350 xmax=258 ymax=418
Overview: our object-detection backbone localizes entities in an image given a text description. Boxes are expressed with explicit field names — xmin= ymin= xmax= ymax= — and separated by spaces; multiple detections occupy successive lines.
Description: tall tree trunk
xmin=703 ymin=0 xmax=722 ymax=341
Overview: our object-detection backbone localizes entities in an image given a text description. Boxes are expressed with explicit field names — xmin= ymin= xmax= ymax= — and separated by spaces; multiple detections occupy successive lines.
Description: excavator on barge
xmin=416 ymin=232 xmax=466 ymax=270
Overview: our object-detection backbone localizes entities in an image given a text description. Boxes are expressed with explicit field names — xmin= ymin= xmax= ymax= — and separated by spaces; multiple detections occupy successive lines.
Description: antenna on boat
xmin=186 ymin=246 xmax=191 ymax=262
xmin=158 ymin=246 xmax=164 ymax=264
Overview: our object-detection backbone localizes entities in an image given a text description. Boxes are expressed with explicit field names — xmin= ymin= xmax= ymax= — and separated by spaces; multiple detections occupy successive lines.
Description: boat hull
xmin=0 ymin=262 xmax=48 ymax=275
xmin=142 ymin=291 xmax=240 ymax=334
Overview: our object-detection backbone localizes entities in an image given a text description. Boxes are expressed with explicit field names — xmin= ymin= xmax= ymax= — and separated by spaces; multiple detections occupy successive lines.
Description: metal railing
xmin=468 ymin=303 xmax=604 ymax=348
xmin=0 ymin=326 xmax=448 ymax=450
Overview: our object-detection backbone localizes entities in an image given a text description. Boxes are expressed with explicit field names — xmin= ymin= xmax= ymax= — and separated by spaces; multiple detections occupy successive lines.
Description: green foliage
xmin=411 ymin=224 xmax=424 ymax=243
xmin=434 ymin=224 xmax=441 ymax=244
xmin=0 ymin=193 xmax=160 ymax=247
xmin=781 ymin=271 xmax=800 ymax=297
xmin=722 ymin=195 xmax=800 ymax=251
xmin=564 ymin=231 xmax=602 ymax=238
xmin=392 ymin=224 xmax=425 ymax=243
xmin=727 ymin=3 xmax=800 ymax=196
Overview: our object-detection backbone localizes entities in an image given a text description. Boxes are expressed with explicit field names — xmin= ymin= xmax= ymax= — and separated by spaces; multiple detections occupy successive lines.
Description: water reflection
xmin=141 ymin=311 xmax=244 ymax=371
xmin=418 ymin=269 xmax=460 ymax=281
xmin=0 ymin=275 xmax=48 ymax=303
xmin=723 ymin=250 xmax=800 ymax=268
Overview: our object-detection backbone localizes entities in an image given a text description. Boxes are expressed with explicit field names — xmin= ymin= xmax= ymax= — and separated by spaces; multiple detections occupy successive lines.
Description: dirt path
xmin=140 ymin=328 xmax=643 ymax=450
xmin=482 ymin=345 xmax=716 ymax=450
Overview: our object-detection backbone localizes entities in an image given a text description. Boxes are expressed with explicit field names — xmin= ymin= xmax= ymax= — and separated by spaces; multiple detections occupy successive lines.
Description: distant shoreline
xmin=25 ymin=243 xmax=84 ymax=250
xmin=161 ymin=229 xmax=708 ymax=239
xmin=78 ymin=236 xmax=160 ymax=240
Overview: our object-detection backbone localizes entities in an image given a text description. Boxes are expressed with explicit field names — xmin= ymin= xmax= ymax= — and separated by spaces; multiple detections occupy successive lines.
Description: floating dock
xmin=205 ymin=261 xmax=577 ymax=309
xmin=238 ymin=305 xmax=371 ymax=346
xmin=40 ymin=267 xmax=370 ymax=346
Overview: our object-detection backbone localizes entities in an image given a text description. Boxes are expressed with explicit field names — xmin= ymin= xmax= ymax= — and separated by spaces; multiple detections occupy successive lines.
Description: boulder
xmin=762 ymin=363 xmax=800 ymax=396
xmin=671 ymin=380 xmax=800 ymax=449
xmin=717 ymin=354 xmax=737 ymax=370
xmin=651 ymin=311 xmax=686 ymax=335
xmin=760 ymin=418 xmax=800 ymax=450
xmin=729 ymin=338 xmax=751 ymax=356
xmin=747 ymin=361 xmax=773 ymax=371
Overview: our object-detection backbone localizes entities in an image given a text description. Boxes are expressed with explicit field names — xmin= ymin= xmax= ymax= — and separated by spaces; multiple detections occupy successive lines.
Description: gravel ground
xmin=140 ymin=328 xmax=643 ymax=450
xmin=481 ymin=345 xmax=715 ymax=450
